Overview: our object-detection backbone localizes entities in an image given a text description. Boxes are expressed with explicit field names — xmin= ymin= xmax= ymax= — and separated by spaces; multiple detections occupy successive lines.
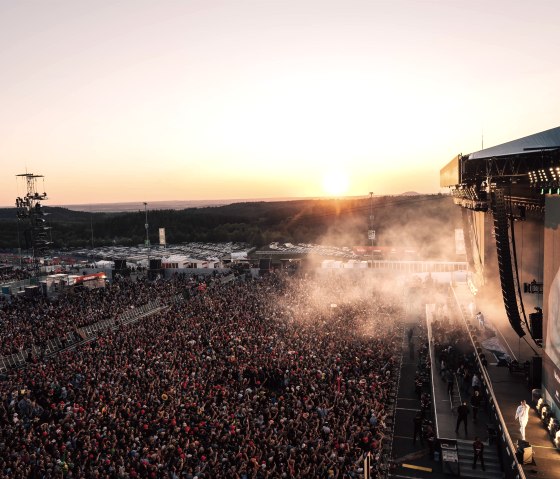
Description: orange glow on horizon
xmin=322 ymin=169 xmax=350 ymax=197
xmin=1 ymin=1 xmax=559 ymax=206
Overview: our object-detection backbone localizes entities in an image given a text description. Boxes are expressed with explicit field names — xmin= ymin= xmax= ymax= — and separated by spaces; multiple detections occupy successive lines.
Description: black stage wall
xmin=514 ymin=216 xmax=544 ymax=315
xmin=470 ymin=210 xmax=543 ymax=327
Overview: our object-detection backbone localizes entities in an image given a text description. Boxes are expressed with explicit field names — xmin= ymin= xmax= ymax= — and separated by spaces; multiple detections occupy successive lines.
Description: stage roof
xmin=467 ymin=126 xmax=560 ymax=160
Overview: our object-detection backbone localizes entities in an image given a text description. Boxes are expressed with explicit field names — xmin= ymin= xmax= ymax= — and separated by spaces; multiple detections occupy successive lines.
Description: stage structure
xmin=15 ymin=173 xmax=52 ymax=274
xmin=441 ymin=126 xmax=560 ymax=414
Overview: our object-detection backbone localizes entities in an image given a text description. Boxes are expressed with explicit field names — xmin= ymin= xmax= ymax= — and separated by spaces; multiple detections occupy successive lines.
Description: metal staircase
xmin=455 ymin=438 xmax=503 ymax=478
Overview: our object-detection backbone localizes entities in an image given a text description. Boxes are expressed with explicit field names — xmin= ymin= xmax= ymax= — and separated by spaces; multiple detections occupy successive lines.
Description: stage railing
xmin=425 ymin=305 xmax=441 ymax=438
xmin=0 ymin=299 xmax=166 ymax=372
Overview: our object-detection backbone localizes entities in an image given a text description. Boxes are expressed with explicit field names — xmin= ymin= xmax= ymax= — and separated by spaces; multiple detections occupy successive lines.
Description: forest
xmin=0 ymin=194 xmax=461 ymax=259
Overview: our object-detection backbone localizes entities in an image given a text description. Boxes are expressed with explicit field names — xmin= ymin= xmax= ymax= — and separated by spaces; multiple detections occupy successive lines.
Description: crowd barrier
xmin=0 ymin=299 xmax=167 ymax=373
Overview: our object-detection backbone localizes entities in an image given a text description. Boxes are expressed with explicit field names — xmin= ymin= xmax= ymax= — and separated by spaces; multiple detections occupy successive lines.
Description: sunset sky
xmin=1 ymin=0 xmax=559 ymax=206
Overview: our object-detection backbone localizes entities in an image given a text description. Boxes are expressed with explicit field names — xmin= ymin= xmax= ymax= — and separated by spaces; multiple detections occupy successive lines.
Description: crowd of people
xmin=0 ymin=271 xmax=404 ymax=478
xmin=0 ymin=267 xmax=31 ymax=285
xmin=0 ymin=276 xmax=196 ymax=357
xmin=431 ymin=313 xmax=486 ymax=433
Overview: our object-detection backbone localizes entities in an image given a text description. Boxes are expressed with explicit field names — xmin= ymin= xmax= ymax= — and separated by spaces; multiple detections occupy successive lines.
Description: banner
xmin=75 ymin=272 xmax=106 ymax=283
xmin=159 ymin=228 xmax=166 ymax=246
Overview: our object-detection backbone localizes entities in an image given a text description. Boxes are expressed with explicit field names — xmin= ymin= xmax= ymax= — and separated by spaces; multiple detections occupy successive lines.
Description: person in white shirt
xmin=476 ymin=311 xmax=485 ymax=329
xmin=515 ymin=400 xmax=530 ymax=440
xmin=471 ymin=373 xmax=481 ymax=393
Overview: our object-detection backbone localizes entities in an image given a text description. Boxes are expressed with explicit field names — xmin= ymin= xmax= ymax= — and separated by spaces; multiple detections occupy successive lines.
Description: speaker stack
xmin=529 ymin=309 xmax=543 ymax=341
xmin=491 ymin=189 xmax=525 ymax=337
xmin=259 ymin=258 xmax=272 ymax=275
xmin=148 ymin=258 xmax=163 ymax=280
xmin=113 ymin=258 xmax=130 ymax=278
xmin=528 ymin=356 xmax=543 ymax=390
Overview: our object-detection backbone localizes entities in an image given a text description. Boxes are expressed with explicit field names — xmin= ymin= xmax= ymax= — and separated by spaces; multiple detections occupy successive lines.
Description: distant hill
xmin=400 ymin=191 xmax=421 ymax=196
xmin=51 ymin=196 xmax=321 ymax=213
xmin=0 ymin=194 xmax=461 ymax=259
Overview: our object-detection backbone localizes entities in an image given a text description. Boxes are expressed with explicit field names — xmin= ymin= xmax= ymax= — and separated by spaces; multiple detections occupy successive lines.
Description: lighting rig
xmin=15 ymin=173 xmax=52 ymax=274
xmin=451 ymin=185 xmax=488 ymax=211
xmin=528 ymin=166 xmax=560 ymax=194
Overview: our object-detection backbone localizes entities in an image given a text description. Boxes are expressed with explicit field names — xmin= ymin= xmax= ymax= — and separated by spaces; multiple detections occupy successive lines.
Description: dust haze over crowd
xmin=273 ymin=273 xmax=405 ymax=331
xmin=1 ymin=268 xmax=409 ymax=478
xmin=0 ymin=195 xmax=469 ymax=478
xmin=313 ymin=195 xmax=463 ymax=261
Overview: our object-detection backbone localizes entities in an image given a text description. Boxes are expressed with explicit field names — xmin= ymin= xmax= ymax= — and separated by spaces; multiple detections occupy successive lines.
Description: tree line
xmin=0 ymin=195 xmax=460 ymax=259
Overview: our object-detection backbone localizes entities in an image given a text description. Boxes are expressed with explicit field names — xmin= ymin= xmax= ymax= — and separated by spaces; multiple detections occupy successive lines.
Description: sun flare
xmin=322 ymin=169 xmax=350 ymax=196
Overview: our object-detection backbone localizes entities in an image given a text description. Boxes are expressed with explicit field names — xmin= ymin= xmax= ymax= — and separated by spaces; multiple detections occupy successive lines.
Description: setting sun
xmin=322 ymin=169 xmax=350 ymax=196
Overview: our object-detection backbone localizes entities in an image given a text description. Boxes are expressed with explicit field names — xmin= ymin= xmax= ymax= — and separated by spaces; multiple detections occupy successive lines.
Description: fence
xmin=0 ymin=299 xmax=165 ymax=373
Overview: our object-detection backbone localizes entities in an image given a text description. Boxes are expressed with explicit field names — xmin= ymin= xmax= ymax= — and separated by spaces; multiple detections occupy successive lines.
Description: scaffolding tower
xmin=15 ymin=173 xmax=51 ymax=274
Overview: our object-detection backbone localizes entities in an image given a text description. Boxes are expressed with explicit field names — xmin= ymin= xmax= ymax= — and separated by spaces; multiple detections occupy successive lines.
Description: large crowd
xmin=0 ymin=267 xmax=31 ymax=285
xmin=0 ymin=276 xmax=193 ymax=356
xmin=0 ymin=272 xmax=403 ymax=478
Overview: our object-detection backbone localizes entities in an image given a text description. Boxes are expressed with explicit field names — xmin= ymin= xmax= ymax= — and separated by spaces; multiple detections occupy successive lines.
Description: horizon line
xmin=0 ymin=191 xmax=442 ymax=210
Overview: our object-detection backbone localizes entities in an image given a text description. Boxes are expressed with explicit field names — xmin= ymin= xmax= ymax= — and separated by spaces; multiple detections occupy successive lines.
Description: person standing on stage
xmin=472 ymin=437 xmax=485 ymax=470
xmin=471 ymin=372 xmax=481 ymax=393
xmin=476 ymin=311 xmax=485 ymax=329
xmin=456 ymin=401 xmax=470 ymax=435
xmin=445 ymin=369 xmax=454 ymax=396
xmin=425 ymin=425 xmax=436 ymax=459
xmin=515 ymin=399 xmax=530 ymax=441
xmin=470 ymin=390 xmax=482 ymax=423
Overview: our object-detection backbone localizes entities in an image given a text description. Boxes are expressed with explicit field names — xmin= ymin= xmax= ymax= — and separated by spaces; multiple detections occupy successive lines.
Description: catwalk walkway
xmin=389 ymin=297 xmax=500 ymax=479
xmin=452 ymin=283 xmax=560 ymax=479
xmin=389 ymin=283 xmax=560 ymax=479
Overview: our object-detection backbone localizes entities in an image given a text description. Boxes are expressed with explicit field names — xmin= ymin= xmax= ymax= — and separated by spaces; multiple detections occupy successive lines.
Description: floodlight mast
xmin=144 ymin=202 xmax=149 ymax=247
xmin=144 ymin=202 xmax=150 ymax=275
xmin=368 ymin=191 xmax=375 ymax=268
xmin=15 ymin=173 xmax=51 ymax=277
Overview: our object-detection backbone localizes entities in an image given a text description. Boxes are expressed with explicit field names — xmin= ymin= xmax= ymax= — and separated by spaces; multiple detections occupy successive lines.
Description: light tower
xmin=143 ymin=202 xmax=150 ymax=247
xmin=368 ymin=191 xmax=375 ymax=267
xmin=143 ymin=202 xmax=150 ymax=276
xmin=15 ymin=173 xmax=51 ymax=275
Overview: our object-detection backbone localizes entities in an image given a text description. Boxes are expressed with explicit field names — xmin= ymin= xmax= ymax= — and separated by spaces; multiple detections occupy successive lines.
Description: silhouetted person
xmin=456 ymin=401 xmax=469 ymax=435
xmin=425 ymin=425 xmax=436 ymax=459
xmin=413 ymin=412 xmax=423 ymax=445
xmin=445 ymin=369 xmax=454 ymax=396
xmin=471 ymin=390 xmax=481 ymax=423
xmin=472 ymin=436 xmax=485 ymax=470
xmin=471 ymin=372 xmax=481 ymax=394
